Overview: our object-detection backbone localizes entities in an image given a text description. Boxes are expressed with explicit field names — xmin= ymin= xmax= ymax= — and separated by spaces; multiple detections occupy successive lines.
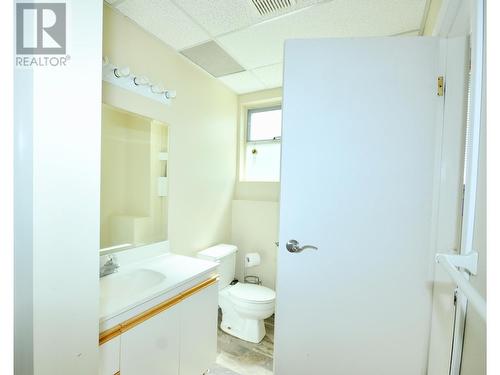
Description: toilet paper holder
xmin=243 ymin=252 xmax=261 ymax=285
xmin=245 ymin=252 xmax=261 ymax=267
xmin=244 ymin=275 xmax=262 ymax=285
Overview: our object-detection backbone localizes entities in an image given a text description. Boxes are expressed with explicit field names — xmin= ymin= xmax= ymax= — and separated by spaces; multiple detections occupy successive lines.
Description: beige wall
xmin=232 ymin=200 xmax=279 ymax=289
xmin=102 ymin=6 xmax=237 ymax=256
xmin=230 ymin=88 xmax=283 ymax=287
xmin=423 ymin=0 xmax=444 ymax=35
xmin=235 ymin=88 xmax=282 ymax=202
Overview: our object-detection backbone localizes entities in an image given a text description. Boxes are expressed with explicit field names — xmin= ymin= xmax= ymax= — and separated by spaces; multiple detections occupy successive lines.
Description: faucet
xmin=100 ymin=254 xmax=120 ymax=277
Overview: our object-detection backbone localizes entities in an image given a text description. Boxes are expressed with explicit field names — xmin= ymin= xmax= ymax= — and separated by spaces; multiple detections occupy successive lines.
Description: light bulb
xmin=133 ymin=75 xmax=149 ymax=86
xmin=164 ymin=90 xmax=177 ymax=99
xmin=150 ymin=84 xmax=165 ymax=94
xmin=113 ymin=66 xmax=130 ymax=78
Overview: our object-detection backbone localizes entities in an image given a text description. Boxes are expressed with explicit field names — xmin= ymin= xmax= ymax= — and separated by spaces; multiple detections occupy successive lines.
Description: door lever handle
xmin=286 ymin=239 xmax=318 ymax=253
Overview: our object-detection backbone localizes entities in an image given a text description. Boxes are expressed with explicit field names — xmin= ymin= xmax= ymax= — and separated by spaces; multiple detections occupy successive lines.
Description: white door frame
xmin=438 ymin=0 xmax=485 ymax=373
xmin=450 ymin=0 xmax=484 ymax=375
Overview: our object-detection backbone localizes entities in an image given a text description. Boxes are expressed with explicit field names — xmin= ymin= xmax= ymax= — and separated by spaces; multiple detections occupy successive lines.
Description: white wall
xmin=102 ymin=6 xmax=237 ymax=256
xmin=14 ymin=55 xmax=34 ymax=375
xmin=14 ymin=1 xmax=103 ymax=373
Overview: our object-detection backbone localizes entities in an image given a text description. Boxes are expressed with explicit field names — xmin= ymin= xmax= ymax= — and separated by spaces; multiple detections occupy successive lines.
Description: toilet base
xmin=220 ymin=314 xmax=266 ymax=344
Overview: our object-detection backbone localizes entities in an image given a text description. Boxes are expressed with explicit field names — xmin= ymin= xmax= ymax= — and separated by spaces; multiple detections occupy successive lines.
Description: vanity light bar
xmin=102 ymin=56 xmax=176 ymax=105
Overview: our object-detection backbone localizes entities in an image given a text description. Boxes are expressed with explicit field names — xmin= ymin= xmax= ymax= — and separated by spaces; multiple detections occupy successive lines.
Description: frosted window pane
xmin=244 ymin=142 xmax=281 ymax=182
xmin=248 ymin=109 xmax=282 ymax=141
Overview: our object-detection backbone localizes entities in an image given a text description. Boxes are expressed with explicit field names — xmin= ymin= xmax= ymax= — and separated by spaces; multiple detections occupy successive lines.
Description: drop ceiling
xmin=106 ymin=0 xmax=429 ymax=94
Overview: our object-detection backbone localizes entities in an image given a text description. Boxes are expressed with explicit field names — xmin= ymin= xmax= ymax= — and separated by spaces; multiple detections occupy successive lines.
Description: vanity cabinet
xmin=121 ymin=304 xmax=181 ymax=375
xmin=179 ymin=283 xmax=218 ymax=375
xmin=99 ymin=277 xmax=218 ymax=375
xmin=99 ymin=336 xmax=120 ymax=375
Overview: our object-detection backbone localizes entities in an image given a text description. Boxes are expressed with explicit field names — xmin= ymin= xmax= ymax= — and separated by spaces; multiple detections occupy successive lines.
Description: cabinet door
xmin=99 ymin=336 xmax=120 ymax=375
xmin=120 ymin=303 xmax=180 ymax=375
xmin=179 ymin=283 xmax=219 ymax=375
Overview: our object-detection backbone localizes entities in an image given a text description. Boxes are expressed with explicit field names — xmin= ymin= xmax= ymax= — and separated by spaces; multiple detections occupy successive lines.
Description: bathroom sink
xmin=99 ymin=254 xmax=219 ymax=323
xmin=100 ymin=268 xmax=166 ymax=302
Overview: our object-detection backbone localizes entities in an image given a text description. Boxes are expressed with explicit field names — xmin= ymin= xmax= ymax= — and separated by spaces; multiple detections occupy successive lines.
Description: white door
xmin=276 ymin=37 xmax=444 ymax=375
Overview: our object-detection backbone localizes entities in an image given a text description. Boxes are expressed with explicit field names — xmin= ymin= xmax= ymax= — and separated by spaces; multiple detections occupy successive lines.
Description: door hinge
xmin=437 ymin=76 xmax=445 ymax=96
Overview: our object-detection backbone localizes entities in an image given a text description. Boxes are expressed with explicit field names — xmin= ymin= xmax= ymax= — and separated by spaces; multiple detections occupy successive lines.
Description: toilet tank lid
xmin=197 ymin=244 xmax=238 ymax=260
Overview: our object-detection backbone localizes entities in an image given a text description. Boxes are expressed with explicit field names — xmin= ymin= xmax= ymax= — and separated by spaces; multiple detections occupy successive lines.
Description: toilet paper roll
xmin=245 ymin=252 xmax=261 ymax=268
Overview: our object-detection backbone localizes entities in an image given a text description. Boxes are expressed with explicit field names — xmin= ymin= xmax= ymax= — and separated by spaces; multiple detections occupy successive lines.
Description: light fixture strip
xmin=102 ymin=57 xmax=176 ymax=105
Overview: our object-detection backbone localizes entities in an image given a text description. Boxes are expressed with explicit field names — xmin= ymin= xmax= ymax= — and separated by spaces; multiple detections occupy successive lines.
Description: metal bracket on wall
xmin=436 ymin=251 xmax=478 ymax=276
xmin=435 ymin=251 xmax=485 ymax=321
xmin=436 ymin=251 xmax=478 ymax=275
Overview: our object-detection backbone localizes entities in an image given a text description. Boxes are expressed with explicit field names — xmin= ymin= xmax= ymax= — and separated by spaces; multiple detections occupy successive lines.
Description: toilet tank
xmin=197 ymin=244 xmax=238 ymax=289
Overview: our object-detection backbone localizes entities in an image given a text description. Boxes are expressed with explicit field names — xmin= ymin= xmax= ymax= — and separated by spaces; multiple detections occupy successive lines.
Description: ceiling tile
xmin=218 ymin=71 xmax=266 ymax=94
xmin=173 ymin=0 xmax=327 ymax=37
xmin=180 ymin=41 xmax=245 ymax=77
xmin=116 ymin=0 xmax=210 ymax=50
xmin=217 ymin=0 xmax=426 ymax=69
xmin=252 ymin=63 xmax=283 ymax=88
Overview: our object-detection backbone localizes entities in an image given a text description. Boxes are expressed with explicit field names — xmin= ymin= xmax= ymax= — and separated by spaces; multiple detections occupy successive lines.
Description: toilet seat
xmin=229 ymin=283 xmax=275 ymax=304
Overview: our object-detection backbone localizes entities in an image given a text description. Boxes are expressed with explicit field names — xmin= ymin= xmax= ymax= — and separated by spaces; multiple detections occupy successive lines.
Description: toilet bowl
xmin=197 ymin=244 xmax=276 ymax=343
xmin=219 ymin=282 xmax=275 ymax=343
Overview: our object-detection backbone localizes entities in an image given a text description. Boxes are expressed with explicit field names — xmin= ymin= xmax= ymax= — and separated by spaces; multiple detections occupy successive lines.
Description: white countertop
xmin=100 ymin=253 xmax=218 ymax=327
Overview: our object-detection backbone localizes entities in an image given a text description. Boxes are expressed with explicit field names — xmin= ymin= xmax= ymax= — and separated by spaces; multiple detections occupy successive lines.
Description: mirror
xmin=100 ymin=104 xmax=169 ymax=253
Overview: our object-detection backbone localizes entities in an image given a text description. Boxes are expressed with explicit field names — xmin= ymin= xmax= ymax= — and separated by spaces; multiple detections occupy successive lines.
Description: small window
xmin=243 ymin=106 xmax=282 ymax=182
xmin=247 ymin=107 xmax=282 ymax=142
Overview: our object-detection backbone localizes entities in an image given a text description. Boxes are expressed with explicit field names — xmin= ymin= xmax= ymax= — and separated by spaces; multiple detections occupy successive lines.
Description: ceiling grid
xmin=107 ymin=0 xmax=429 ymax=94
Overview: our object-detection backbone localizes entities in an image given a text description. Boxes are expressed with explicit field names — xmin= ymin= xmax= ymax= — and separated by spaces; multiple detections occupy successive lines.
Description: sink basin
xmin=100 ymin=268 xmax=166 ymax=302
xmin=99 ymin=254 xmax=219 ymax=323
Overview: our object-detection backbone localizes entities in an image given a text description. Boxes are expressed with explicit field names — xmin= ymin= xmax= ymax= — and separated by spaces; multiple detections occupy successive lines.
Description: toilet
xmin=197 ymin=244 xmax=276 ymax=343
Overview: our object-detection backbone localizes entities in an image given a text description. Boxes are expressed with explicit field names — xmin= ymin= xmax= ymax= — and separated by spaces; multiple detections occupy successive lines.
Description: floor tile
xmin=208 ymin=311 xmax=274 ymax=375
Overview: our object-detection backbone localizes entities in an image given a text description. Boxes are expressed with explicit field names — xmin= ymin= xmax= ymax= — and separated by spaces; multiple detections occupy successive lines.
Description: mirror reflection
xmin=100 ymin=104 xmax=169 ymax=251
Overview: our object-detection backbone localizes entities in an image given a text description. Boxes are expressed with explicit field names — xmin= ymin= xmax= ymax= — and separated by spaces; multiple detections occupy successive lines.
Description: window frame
xmin=240 ymin=104 xmax=282 ymax=182
xmin=246 ymin=105 xmax=282 ymax=144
